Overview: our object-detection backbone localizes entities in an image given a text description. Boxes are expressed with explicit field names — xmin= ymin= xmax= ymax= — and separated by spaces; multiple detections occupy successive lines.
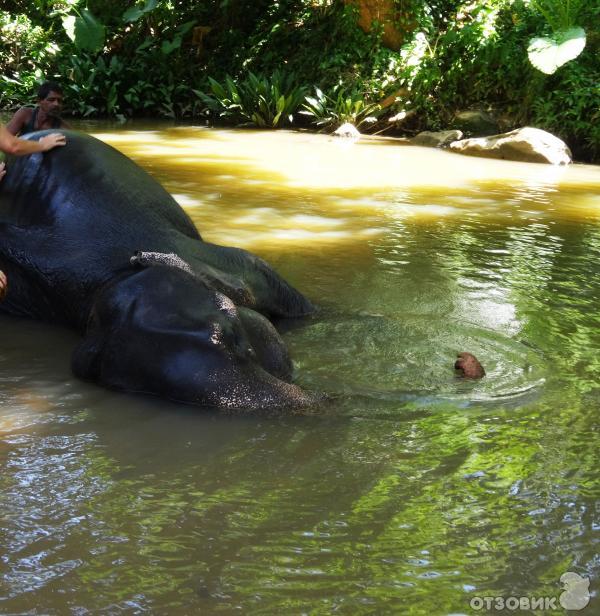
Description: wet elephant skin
xmin=0 ymin=130 xmax=316 ymax=410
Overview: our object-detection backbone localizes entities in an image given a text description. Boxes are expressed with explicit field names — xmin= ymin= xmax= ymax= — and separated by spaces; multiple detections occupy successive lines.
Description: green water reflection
xmin=0 ymin=127 xmax=599 ymax=614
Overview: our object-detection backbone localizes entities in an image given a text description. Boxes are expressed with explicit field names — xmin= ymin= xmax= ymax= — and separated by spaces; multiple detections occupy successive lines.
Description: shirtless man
xmin=0 ymin=122 xmax=66 ymax=301
xmin=6 ymin=81 xmax=70 ymax=136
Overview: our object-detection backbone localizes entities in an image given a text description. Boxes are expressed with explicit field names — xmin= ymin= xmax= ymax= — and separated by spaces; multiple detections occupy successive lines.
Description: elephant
xmin=0 ymin=130 xmax=317 ymax=411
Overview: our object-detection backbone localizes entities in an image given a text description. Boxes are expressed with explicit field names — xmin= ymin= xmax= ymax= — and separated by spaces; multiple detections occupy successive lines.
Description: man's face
xmin=39 ymin=91 xmax=63 ymax=117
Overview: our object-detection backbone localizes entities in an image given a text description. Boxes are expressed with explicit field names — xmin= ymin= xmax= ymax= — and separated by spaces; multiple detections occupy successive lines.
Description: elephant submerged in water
xmin=0 ymin=130 xmax=316 ymax=410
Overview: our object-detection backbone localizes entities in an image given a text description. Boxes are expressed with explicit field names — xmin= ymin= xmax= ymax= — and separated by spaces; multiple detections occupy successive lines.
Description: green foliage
xmin=0 ymin=11 xmax=59 ymax=108
xmin=53 ymin=1 xmax=199 ymax=118
xmin=64 ymin=54 xmax=129 ymax=117
xmin=301 ymin=86 xmax=381 ymax=131
xmin=62 ymin=51 xmax=195 ymax=119
xmin=212 ymin=1 xmax=383 ymax=94
xmin=62 ymin=8 xmax=106 ymax=53
xmin=197 ymin=71 xmax=307 ymax=128
xmin=0 ymin=0 xmax=598 ymax=161
xmin=527 ymin=26 xmax=586 ymax=75
xmin=123 ymin=0 xmax=159 ymax=23
xmin=357 ymin=0 xmax=598 ymax=159
xmin=530 ymin=60 xmax=600 ymax=161
xmin=528 ymin=0 xmax=584 ymax=33
xmin=527 ymin=0 xmax=586 ymax=74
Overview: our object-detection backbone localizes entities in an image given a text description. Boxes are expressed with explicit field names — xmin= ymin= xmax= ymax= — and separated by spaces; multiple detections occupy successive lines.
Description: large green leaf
xmin=62 ymin=15 xmax=76 ymax=42
xmin=161 ymin=37 xmax=181 ymax=55
xmin=276 ymin=95 xmax=285 ymax=114
xmin=123 ymin=0 xmax=158 ymax=23
xmin=208 ymin=77 xmax=226 ymax=99
xmin=527 ymin=27 xmax=586 ymax=74
xmin=67 ymin=9 xmax=105 ymax=52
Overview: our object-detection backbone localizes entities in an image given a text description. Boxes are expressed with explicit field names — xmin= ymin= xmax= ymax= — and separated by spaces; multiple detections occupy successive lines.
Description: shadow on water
xmin=1 ymin=127 xmax=600 ymax=613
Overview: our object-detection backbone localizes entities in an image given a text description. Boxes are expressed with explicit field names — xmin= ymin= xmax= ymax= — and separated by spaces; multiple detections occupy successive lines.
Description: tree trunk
xmin=345 ymin=0 xmax=411 ymax=50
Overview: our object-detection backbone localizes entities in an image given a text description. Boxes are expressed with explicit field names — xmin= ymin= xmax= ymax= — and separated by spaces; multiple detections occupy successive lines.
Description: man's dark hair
xmin=37 ymin=81 xmax=63 ymax=100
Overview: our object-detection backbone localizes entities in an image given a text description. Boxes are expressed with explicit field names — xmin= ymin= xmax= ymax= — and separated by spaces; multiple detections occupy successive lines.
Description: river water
xmin=1 ymin=126 xmax=599 ymax=614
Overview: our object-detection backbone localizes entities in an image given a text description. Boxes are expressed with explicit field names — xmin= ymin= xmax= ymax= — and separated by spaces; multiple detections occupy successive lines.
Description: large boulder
xmin=449 ymin=127 xmax=572 ymax=165
xmin=412 ymin=130 xmax=463 ymax=148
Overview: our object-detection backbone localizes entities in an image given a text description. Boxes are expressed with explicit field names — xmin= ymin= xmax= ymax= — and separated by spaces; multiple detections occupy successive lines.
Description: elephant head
xmin=72 ymin=264 xmax=315 ymax=411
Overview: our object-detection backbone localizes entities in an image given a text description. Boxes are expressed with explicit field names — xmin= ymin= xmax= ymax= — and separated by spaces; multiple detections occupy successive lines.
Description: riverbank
xmin=2 ymin=2 xmax=598 ymax=164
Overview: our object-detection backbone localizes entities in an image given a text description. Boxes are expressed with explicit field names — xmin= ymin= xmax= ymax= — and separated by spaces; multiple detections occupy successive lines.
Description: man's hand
xmin=0 ymin=161 xmax=5 ymax=182
xmin=0 ymin=270 xmax=7 ymax=301
xmin=39 ymin=133 xmax=67 ymax=151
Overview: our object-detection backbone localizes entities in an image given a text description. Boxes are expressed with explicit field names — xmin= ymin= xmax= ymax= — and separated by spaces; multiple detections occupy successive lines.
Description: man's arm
xmin=0 ymin=124 xmax=66 ymax=156
xmin=5 ymin=107 xmax=32 ymax=136
xmin=0 ymin=270 xmax=7 ymax=301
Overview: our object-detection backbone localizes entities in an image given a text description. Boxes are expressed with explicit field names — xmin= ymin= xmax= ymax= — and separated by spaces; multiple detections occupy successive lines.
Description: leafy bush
xmin=197 ymin=70 xmax=306 ymax=128
xmin=359 ymin=0 xmax=598 ymax=161
xmin=0 ymin=11 xmax=60 ymax=108
xmin=530 ymin=59 xmax=600 ymax=161
xmin=61 ymin=50 xmax=197 ymax=120
xmin=203 ymin=1 xmax=386 ymax=93
xmin=528 ymin=0 xmax=584 ymax=32
xmin=301 ymin=86 xmax=381 ymax=131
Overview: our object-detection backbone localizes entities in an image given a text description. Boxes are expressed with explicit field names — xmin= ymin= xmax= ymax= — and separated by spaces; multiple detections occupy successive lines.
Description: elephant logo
xmin=559 ymin=572 xmax=590 ymax=610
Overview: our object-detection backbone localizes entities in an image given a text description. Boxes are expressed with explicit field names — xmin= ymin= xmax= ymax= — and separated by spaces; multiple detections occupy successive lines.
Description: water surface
xmin=1 ymin=126 xmax=599 ymax=613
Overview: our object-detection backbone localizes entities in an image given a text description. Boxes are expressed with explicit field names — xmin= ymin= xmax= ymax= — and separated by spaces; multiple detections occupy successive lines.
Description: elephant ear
xmin=72 ymin=324 xmax=154 ymax=393
xmin=237 ymin=306 xmax=293 ymax=380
